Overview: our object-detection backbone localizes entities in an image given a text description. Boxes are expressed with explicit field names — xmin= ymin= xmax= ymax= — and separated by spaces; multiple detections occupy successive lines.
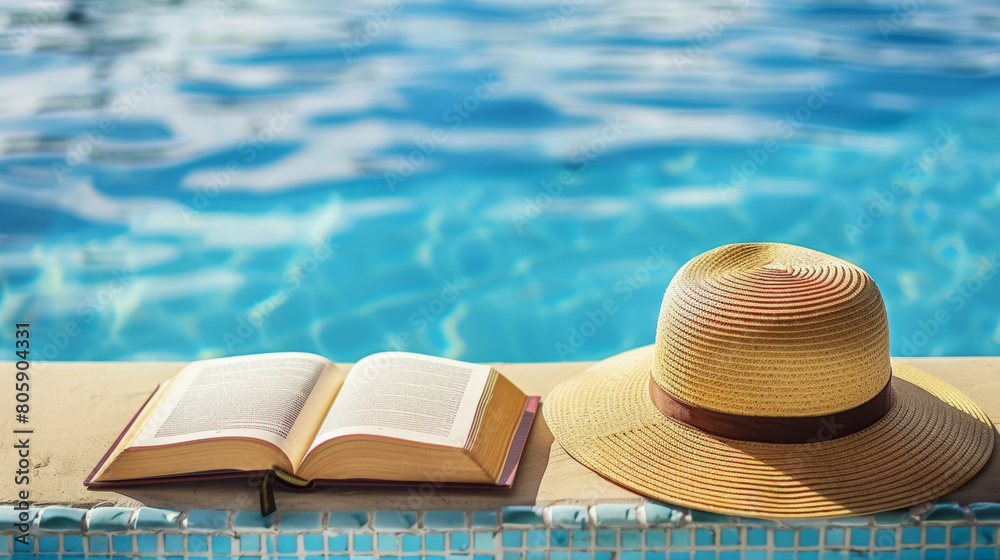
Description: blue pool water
xmin=0 ymin=0 xmax=998 ymax=364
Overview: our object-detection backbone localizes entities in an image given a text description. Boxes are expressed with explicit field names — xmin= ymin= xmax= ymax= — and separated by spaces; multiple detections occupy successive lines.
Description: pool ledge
xmin=1 ymin=357 xmax=998 ymax=559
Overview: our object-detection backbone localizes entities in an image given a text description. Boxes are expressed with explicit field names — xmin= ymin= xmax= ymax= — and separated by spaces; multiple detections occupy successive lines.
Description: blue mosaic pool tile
xmin=89 ymin=535 xmax=110 ymax=553
xmin=354 ymin=533 xmax=373 ymax=552
xmin=379 ymin=534 xmax=398 ymax=551
xmin=850 ymin=528 xmax=870 ymax=547
xmin=188 ymin=534 xmax=209 ymax=552
xmin=695 ymin=529 xmax=715 ymax=547
xmin=646 ymin=529 xmax=666 ymax=548
xmin=926 ymin=545 xmax=948 ymax=560
xmin=572 ymin=530 xmax=589 ymax=548
xmin=800 ymin=529 xmax=819 ymax=547
xmin=37 ymin=536 xmax=58 ymax=552
xmin=690 ymin=510 xmax=732 ymax=524
xmin=401 ymin=534 xmax=421 ymax=552
xmin=597 ymin=529 xmax=617 ymax=547
xmin=747 ymin=528 xmax=766 ymax=546
xmin=38 ymin=507 xmax=86 ymax=531
xmin=550 ymin=506 xmax=588 ymax=528
xmin=303 ymin=533 xmax=323 ymax=551
xmin=0 ymin=506 xmax=37 ymax=531
xmin=64 ymin=534 xmax=83 ymax=552
xmin=327 ymin=534 xmax=347 ymax=552
xmin=622 ymin=530 xmax=641 ymax=548
xmin=502 ymin=506 xmax=543 ymax=526
xmin=926 ymin=504 xmax=968 ymax=522
xmin=232 ymin=510 xmax=275 ymax=530
xmin=424 ymin=511 xmax=466 ymax=529
xmin=952 ymin=526 xmax=972 ymax=545
xmin=276 ymin=534 xmax=297 ymax=553
xmin=112 ymin=534 xmax=132 ymax=553
xmin=526 ymin=551 xmax=545 ymax=560
xmin=526 ymin=530 xmax=546 ymax=547
xmin=502 ymin=531 xmax=521 ymax=547
xmin=974 ymin=549 xmax=997 ymax=560
xmin=87 ymin=508 xmax=132 ymax=532
xmin=977 ymin=526 xmax=996 ymax=545
xmin=451 ymin=532 xmax=471 ymax=551
xmin=134 ymin=508 xmax=181 ymax=530
xmin=375 ymin=511 xmax=417 ymax=530
xmin=186 ymin=510 xmax=229 ymax=531
xmin=550 ymin=529 xmax=569 ymax=547
xmin=721 ymin=528 xmax=741 ymax=546
xmin=328 ymin=511 xmax=368 ymax=530
xmin=211 ymin=535 xmax=231 ymax=555
xmin=875 ymin=529 xmax=895 ymax=548
xmin=474 ymin=532 xmax=494 ymax=550
xmin=240 ymin=535 xmax=260 ymax=552
xmin=595 ymin=504 xmax=638 ymax=527
xmin=279 ymin=511 xmax=322 ymax=531
xmin=644 ymin=503 xmax=685 ymax=526
xmin=901 ymin=526 xmax=921 ymax=545
xmin=825 ymin=528 xmax=844 ymax=546
xmin=164 ymin=534 xmax=184 ymax=553
xmin=13 ymin=536 xmax=33 ymax=553
xmin=971 ymin=503 xmax=1000 ymax=522
xmin=672 ymin=529 xmax=691 ymax=547
xmin=426 ymin=534 xmax=445 ymax=551
xmin=927 ymin=527 xmax=947 ymax=544
xmin=901 ymin=550 xmax=922 ymax=560
xmin=472 ymin=511 xmax=497 ymax=528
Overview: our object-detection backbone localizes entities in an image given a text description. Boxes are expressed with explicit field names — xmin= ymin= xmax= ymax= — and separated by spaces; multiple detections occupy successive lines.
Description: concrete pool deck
xmin=2 ymin=355 xmax=998 ymax=512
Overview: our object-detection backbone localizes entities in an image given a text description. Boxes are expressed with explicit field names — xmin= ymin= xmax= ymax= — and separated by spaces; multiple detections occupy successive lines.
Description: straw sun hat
xmin=545 ymin=243 xmax=994 ymax=518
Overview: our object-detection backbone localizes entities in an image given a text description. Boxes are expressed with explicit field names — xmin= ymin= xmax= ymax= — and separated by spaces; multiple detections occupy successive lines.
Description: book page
xmin=131 ymin=352 xmax=343 ymax=456
xmin=310 ymin=352 xmax=491 ymax=450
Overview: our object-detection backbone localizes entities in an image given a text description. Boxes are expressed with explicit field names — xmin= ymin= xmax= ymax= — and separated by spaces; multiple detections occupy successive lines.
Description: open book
xmin=86 ymin=352 xmax=538 ymax=493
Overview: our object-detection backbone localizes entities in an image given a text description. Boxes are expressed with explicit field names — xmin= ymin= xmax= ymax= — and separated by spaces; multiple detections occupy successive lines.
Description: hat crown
xmin=653 ymin=243 xmax=890 ymax=417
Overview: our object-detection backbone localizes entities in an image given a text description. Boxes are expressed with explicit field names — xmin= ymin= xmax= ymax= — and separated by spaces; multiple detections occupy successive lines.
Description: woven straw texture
xmin=545 ymin=243 xmax=995 ymax=518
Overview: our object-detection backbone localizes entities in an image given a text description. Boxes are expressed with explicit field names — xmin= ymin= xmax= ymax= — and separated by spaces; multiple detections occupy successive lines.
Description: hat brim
xmin=545 ymin=345 xmax=995 ymax=518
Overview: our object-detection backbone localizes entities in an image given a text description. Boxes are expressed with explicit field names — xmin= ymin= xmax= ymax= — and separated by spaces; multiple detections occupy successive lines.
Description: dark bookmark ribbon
xmin=648 ymin=376 xmax=894 ymax=444
xmin=258 ymin=469 xmax=312 ymax=516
